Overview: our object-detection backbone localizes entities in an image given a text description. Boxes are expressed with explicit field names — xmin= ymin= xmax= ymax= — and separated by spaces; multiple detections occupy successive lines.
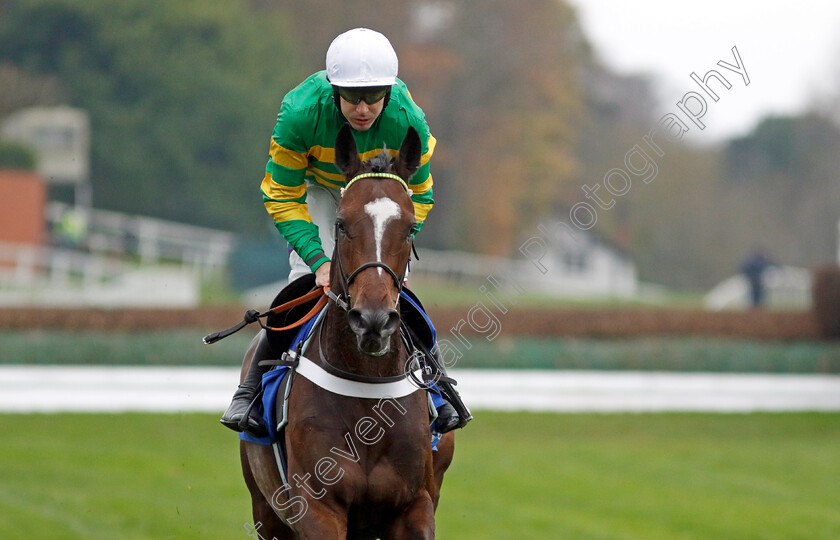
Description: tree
xmin=411 ymin=0 xmax=588 ymax=254
xmin=718 ymin=113 xmax=840 ymax=269
xmin=0 ymin=140 xmax=37 ymax=169
xmin=0 ymin=0 xmax=301 ymax=234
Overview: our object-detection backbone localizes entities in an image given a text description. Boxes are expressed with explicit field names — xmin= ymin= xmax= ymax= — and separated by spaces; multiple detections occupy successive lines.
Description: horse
xmin=240 ymin=124 xmax=455 ymax=539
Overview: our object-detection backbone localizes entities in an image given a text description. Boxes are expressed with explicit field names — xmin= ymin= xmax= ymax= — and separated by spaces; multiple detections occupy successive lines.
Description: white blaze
xmin=364 ymin=197 xmax=401 ymax=270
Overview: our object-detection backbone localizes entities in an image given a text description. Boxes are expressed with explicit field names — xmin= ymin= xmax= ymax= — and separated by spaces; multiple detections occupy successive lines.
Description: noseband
xmin=326 ymin=172 xmax=412 ymax=312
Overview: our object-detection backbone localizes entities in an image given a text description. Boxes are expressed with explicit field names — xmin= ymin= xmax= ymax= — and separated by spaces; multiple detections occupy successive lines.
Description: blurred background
xmin=1 ymin=0 xmax=839 ymax=306
xmin=1 ymin=1 xmax=840 ymax=539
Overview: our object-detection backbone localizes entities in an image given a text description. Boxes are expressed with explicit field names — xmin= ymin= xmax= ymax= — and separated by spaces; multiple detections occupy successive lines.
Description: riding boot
xmin=431 ymin=400 xmax=461 ymax=434
xmin=429 ymin=371 xmax=472 ymax=432
xmin=400 ymin=286 xmax=472 ymax=432
xmin=420 ymin=350 xmax=471 ymax=434
xmin=220 ymin=335 xmax=272 ymax=436
xmin=220 ymin=275 xmax=319 ymax=436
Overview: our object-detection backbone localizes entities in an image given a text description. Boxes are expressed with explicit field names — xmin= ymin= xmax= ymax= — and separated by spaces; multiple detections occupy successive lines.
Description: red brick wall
xmin=0 ymin=170 xmax=46 ymax=246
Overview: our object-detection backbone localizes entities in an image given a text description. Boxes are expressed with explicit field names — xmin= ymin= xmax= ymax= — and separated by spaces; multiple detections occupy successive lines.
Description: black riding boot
xmin=220 ymin=274 xmax=318 ymax=436
xmin=400 ymin=287 xmax=472 ymax=434
xmin=220 ymin=333 xmax=272 ymax=436
xmin=432 ymin=401 xmax=461 ymax=433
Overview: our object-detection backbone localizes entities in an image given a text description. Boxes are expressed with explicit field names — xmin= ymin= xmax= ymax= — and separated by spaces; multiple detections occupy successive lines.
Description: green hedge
xmin=2 ymin=331 xmax=840 ymax=373
xmin=455 ymin=336 xmax=840 ymax=373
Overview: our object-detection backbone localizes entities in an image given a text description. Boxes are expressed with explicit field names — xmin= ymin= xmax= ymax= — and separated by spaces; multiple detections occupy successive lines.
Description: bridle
xmin=326 ymin=172 xmax=413 ymax=312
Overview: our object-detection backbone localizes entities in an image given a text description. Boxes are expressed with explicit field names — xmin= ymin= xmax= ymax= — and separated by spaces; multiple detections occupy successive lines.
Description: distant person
xmin=741 ymin=250 xmax=775 ymax=308
xmin=220 ymin=28 xmax=469 ymax=436
xmin=53 ymin=208 xmax=87 ymax=249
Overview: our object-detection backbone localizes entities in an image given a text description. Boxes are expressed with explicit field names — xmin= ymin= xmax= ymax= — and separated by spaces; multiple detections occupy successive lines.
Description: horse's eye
xmin=336 ymin=220 xmax=347 ymax=234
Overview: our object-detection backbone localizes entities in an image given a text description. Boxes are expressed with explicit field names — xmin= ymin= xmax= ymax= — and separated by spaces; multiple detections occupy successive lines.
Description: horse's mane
xmin=367 ymin=147 xmax=392 ymax=173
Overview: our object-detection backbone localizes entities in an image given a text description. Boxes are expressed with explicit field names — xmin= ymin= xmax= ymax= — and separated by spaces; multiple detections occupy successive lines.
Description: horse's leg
xmin=237 ymin=336 xmax=297 ymax=540
xmin=386 ymin=435 xmax=451 ymax=540
xmin=291 ymin=500 xmax=347 ymax=540
xmin=242 ymin=441 xmax=305 ymax=539
xmin=430 ymin=431 xmax=455 ymax=510
xmin=241 ymin=442 xmax=296 ymax=539
xmin=385 ymin=493 xmax=436 ymax=540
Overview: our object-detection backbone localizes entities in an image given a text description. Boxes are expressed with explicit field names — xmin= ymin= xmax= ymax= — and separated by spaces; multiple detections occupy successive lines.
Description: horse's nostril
xmin=347 ymin=308 xmax=400 ymax=337
xmin=348 ymin=308 xmax=368 ymax=335
xmin=382 ymin=309 xmax=400 ymax=335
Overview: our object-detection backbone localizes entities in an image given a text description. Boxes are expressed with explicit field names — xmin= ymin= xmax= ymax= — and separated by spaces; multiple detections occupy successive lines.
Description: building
xmin=413 ymin=228 xmax=639 ymax=299
xmin=1 ymin=106 xmax=91 ymax=208
xmin=0 ymin=170 xmax=46 ymax=247
xmin=514 ymin=228 xmax=638 ymax=297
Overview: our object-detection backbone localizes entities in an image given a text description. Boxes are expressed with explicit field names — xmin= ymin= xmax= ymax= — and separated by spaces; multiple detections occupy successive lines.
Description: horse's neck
xmin=317 ymin=304 xmax=406 ymax=378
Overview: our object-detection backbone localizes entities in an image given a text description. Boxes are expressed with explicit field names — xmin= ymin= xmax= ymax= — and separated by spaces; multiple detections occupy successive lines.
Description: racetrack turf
xmin=1 ymin=411 xmax=838 ymax=539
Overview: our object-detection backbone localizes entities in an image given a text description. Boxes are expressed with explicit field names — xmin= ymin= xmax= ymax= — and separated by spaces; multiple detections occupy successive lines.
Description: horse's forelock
xmin=367 ymin=147 xmax=392 ymax=174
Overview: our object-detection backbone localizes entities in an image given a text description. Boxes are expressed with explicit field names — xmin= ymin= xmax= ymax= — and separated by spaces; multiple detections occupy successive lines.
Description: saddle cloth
xmin=238 ymin=312 xmax=319 ymax=447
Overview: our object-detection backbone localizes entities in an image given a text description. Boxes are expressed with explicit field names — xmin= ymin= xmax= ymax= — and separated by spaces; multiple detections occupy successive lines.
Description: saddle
xmin=264 ymin=274 xmax=320 ymax=356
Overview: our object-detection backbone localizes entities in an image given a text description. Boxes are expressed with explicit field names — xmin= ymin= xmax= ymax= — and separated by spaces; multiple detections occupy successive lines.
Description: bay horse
xmin=240 ymin=124 xmax=455 ymax=539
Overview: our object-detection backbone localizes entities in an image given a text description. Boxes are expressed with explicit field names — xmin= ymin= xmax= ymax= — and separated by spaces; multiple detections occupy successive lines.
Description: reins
xmin=203 ymin=288 xmax=327 ymax=345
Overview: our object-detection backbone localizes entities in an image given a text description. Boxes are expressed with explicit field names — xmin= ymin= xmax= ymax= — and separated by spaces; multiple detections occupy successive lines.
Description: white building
xmin=413 ymin=229 xmax=639 ymax=298
xmin=511 ymin=226 xmax=638 ymax=297
xmin=1 ymin=106 xmax=90 ymax=185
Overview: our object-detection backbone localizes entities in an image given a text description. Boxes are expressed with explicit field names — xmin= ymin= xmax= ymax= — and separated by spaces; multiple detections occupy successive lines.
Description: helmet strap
xmin=332 ymin=86 xmax=341 ymax=110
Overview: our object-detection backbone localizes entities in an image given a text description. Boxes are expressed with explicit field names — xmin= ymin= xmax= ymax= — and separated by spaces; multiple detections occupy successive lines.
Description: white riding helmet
xmin=326 ymin=28 xmax=398 ymax=87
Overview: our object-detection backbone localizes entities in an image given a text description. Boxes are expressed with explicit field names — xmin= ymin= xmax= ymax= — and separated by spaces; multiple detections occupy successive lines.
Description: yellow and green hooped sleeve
xmin=408 ymin=133 xmax=436 ymax=231
xmin=260 ymin=138 xmax=330 ymax=271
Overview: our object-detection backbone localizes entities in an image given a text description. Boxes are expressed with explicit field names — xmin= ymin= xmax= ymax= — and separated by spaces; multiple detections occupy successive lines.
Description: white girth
xmin=287 ymin=350 xmax=424 ymax=399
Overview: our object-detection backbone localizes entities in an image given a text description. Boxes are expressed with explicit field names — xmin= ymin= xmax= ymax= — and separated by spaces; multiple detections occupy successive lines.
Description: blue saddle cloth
xmin=239 ymin=290 xmax=444 ymax=448
xmin=238 ymin=313 xmax=317 ymax=446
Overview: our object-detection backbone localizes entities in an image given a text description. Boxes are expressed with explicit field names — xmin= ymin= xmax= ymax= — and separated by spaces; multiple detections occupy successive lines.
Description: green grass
xmin=3 ymin=330 xmax=840 ymax=372
xmin=0 ymin=413 xmax=248 ymax=539
xmin=1 ymin=412 xmax=838 ymax=539
xmin=444 ymin=412 xmax=840 ymax=539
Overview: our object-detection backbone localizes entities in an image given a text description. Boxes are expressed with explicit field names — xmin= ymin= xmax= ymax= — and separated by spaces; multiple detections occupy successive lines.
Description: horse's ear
xmin=335 ymin=123 xmax=362 ymax=175
xmin=396 ymin=126 xmax=422 ymax=180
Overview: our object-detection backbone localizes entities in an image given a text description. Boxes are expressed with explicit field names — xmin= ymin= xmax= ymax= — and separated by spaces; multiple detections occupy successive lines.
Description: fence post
xmin=813 ymin=265 xmax=840 ymax=339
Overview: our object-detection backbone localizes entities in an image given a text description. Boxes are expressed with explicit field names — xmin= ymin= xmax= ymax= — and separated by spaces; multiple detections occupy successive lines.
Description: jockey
xmin=221 ymin=28 xmax=469 ymax=436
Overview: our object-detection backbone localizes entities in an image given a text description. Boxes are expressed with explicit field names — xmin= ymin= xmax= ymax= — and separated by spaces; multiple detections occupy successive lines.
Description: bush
xmin=0 ymin=139 xmax=36 ymax=169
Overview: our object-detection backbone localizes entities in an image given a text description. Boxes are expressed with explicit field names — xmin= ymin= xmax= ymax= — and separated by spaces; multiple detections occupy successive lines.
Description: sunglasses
xmin=336 ymin=86 xmax=389 ymax=105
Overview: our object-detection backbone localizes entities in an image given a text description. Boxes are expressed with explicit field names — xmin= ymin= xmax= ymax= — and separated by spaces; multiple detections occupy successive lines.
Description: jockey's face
xmin=339 ymin=95 xmax=385 ymax=131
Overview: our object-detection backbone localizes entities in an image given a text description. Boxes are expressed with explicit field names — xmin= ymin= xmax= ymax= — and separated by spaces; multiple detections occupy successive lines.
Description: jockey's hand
xmin=315 ymin=262 xmax=331 ymax=289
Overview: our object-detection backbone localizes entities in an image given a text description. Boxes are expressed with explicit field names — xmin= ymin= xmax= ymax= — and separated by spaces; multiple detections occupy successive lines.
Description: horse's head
xmin=332 ymin=124 xmax=422 ymax=356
